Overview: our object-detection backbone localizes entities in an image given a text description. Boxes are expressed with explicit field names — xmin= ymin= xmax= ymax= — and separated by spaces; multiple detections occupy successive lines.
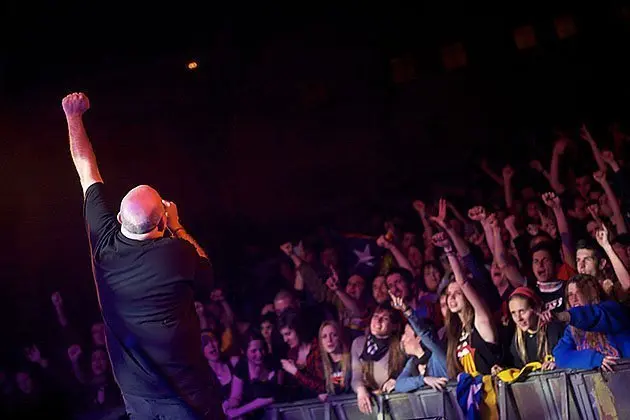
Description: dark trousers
xmin=123 ymin=391 xmax=224 ymax=420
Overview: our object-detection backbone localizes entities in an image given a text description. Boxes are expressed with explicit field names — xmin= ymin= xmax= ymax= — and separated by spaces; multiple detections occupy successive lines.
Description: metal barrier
xmin=265 ymin=360 xmax=630 ymax=420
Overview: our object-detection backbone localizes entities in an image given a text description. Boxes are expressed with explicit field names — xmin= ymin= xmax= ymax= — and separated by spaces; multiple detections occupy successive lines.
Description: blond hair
xmin=318 ymin=321 xmax=351 ymax=394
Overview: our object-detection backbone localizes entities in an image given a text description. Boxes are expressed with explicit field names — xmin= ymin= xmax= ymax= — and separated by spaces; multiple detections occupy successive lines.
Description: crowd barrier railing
xmin=264 ymin=360 xmax=630 ymax=420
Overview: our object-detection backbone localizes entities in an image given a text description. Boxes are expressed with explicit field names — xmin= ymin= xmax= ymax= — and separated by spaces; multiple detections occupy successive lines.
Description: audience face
xmin=372 ymin=276 xmax=389 ymax=304
xmin=576 ymin=176 xmax=592 ymax=199
xmin=532 ymin=249 xmax=555 ymax=283
xmin=386 ymin=273 xmax=409 ymax=300
xmin=246 ymin=339 xmax=265 ymax=365
xmin=15 ymin=372 xmax=33 ymax=395
xmin=402 ymin=233 xmax=417 ymax=252
xmin=280 ymin=327 xmax=300 ymax=349
xmin=321 ymin=248 xmax=339 ymax=269
xmin=572 ymin=197 xmax=589 ymax=220
xmin=92 ymin=322 xmax=106 ymax=346
xmin=91 ymin=349 xmax=109 ymax=376
xmin=509 ymin=297 xmax=538 ymax=332
xmin=408 ymin=246 xmax=423 ymax=269
xmin=490 ymin=261 xmax=507 ymax=288
xmin=567 ymin=283 xmax=587 ymax=308
xmin=439 ymin=294 xmax=448 ymax=319
xmin=423 ymin=265 xmax=441 ymax=293
xmin=401 ymin=324 xmax=421 ymax=355
xmin=370 ymin=308 xmax=393 ymax=338
xmin=446 ymin=282 xmax=466 ymax=314
xmin=527 ymin=201 xmax=541 ymax=220
xmin=576 ymin=249 xmax=599 ymax=276
xmin=260 ymin=320 xmax=274 ymax=341
xmin=203 ymin=336 xmax=221 ymax=363
xmin=320 ymin=324 xmax=340 ymax=354
xmin=345 ymin=275 xmax=365 ymax=301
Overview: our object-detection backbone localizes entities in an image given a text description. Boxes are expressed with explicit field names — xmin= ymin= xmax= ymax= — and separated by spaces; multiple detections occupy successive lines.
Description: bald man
xmin=62 ymin=93 xmax=223 ymax=419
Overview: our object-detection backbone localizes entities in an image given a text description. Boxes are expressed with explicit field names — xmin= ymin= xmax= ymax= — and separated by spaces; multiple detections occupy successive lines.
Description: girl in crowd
xmin=352 ymin=302 xmax=406 ymax=415
xmin=553 ymin=274 xmax=630 ymax=371
xmin=433 ymin=232 xmax=501 ymax=378
xmin=277 ymin=309 xmax=324 ymax=399
xmin=318 ymin=321 xmax=352 ymax=401
xmin=506 ymin=287 xmax=564 ymax=369
xmin=390 ymin=293 xmax=449 ymax=392
xmin=202 ymin=331 xmax=238 ymax=403
xmin=325 ymin=269 xmax=371 ymax=341
xmin=224 ymin=332 xmax=278 ymax=419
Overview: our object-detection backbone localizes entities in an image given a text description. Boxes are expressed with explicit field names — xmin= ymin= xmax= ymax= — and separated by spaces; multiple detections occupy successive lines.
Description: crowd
xmin=3 ymin=121 xmax=630 ymax=419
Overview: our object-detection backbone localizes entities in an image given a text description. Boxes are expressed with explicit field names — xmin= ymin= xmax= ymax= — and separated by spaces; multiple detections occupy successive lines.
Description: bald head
xmin=119 ymin=185 xmax=165 ymax=235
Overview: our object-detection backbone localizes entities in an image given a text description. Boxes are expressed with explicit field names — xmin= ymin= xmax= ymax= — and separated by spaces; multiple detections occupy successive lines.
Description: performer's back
xmin=84 ymin=182 xmax=221 ymax=418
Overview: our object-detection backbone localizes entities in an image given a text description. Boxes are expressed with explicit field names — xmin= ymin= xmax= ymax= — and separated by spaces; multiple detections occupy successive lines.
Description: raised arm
xmin=413 ymin=201 xmax=435 ymax=261
xmin=593 ymin=171 xmax=628 ymax=234
xmin=581 ymin=124 xmax=608 ymax=174
xmin=377 ymin=235 xmax=413 ymax=272
xmin=550 ymin=140 xmax=567 ymax=194
xmin=502 ymin=166 xmax=515 ymax=210
xmin=480 ymin=159 xmax=505 ymax=186
xmin=542 ymin=192 xmax=576 ymax=268
xmin=62 ymin=93 xmax=104 ymax=195
xmin=432 ymin=233 xmax=496 ymax=344
xmin=162 ymin=200 xmax=208 ymax=259
xmin=490 ymin=217 xmax=525 ymax=288
xmin=595 ymin=225 xmax=630 ymax=291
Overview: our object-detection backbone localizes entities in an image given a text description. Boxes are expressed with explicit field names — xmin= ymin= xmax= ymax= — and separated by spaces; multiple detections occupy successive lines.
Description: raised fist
xmin=502 ymin=165 xmax=515 ymax=180
xmin=412 ymin=200 xmax=426 ymax=214
xmin=602 ymin=150 xmax=615 ymax=165
xmin=161 ymin=200 xmax=181 ymax=231
xmin=542 ymin=192 xmax=561 ymax=210
xmin=595 ymin=225 xmax=610 ymax=247
xmin=279 ymin=242 xmax=293 ymax=256
xmin=51 ymin=292 xmax=63 ymax=308
xmin=468 ymin=206 xmax=487 ymax=222
xmin=68 ymin=344 xmax=83 ymax=363
xmin=529 ymin=160 xmax=544 ymax=173
xmin=24 ymin=345 xmax=42 ymax=364
xmin=62 ymin=92 xmax=90 ymax=117
xmin=593 ymin=171 xmax=606 ymax=184
xmin=432 ymin=232 xmax=452 ymax=250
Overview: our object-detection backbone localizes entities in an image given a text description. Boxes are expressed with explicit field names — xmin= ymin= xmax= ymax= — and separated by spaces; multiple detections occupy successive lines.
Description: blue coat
xmin=553 ymin=300 xmax=630 ymax=369
xmin=395 ymin=312 xmax=448 ymax=392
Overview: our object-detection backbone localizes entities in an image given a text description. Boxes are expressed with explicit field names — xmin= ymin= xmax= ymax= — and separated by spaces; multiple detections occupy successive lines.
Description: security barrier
xmin=265 ymin=360 xmax=630 ymax=420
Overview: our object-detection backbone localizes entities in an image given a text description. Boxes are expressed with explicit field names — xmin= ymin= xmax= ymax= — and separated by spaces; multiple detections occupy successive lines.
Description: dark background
xmin=2 ymin=2 xmax=630 ymax=356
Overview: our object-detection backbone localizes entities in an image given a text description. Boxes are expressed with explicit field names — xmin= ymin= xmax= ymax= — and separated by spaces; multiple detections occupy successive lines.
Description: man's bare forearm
xmin=173 ymin=227 xmax=209 ymax=260
xmin=66 ymin=115 xmax=103 ymax=190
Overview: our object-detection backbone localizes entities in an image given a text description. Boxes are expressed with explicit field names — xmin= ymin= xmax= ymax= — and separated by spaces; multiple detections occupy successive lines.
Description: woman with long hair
xmin=506 ymin=287 xmax=564 ymax=369
xmin=318 ymin=320 xmax=352 ymax=400
xmin=201 ymin=331 xmax=239 ymax=403
xmin=433 ymin=232 xmax=501 ymax=378
xmin=351 ymin=302 xmax=406 ymax=415
xmin=553 ymin=274 xmax=630 ymax=371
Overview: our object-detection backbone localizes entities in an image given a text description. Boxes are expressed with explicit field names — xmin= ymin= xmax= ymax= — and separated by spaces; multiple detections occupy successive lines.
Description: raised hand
xmin=595 ymin=224 xmax=610 ymax=248
xmin=51 ymin=292 xmax=63 ymax=309
xmin=430 ymin=198 xmax=448 ymax=228
xmin=542 ymin=192 xmax=561 ymax=210
xmin=24 ymin=345 xmax=42 ymax=364
xmin=486 ymin=213 xmax=499 ymax=231
xmin=530 ymin=160 xmax=544 ymax=173
xmin=325 ymin=267 xmax=340 ymax=292
xmin=412 ymin=200 xmax=426 ymax=215
xmin=279 ymin=242 xmax=293 ymax=256
xmin=468 ymin=206 xmax=487 ymax=222
xmin=68 ymin=344 xmax=83 ymax=364
xmin=502 ymin=165 xmax=515 ymax=180
xmin=161 ymin=200 xmax=181 ymax=231
xmin=62 ymin=92 xmax=90 ymax=117
xmin=431 ymin=232 xmax=452 ymax=250
xmin=504 ymin=215 xmax=517 ymax=230
xmin=602 ymin=150 xmax=616 ymax=165
xmin=593 ymin=170 xmax=606 ymax=185
xmin=580 ymin=123 xmax=595 ymax=144
xmin=388 ymin=290 xmax=408 ymax=313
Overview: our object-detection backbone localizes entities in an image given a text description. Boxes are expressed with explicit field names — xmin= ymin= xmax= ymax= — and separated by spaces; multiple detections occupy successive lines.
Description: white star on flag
xmin=353 ymin=244 xmax=375 ymax=267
